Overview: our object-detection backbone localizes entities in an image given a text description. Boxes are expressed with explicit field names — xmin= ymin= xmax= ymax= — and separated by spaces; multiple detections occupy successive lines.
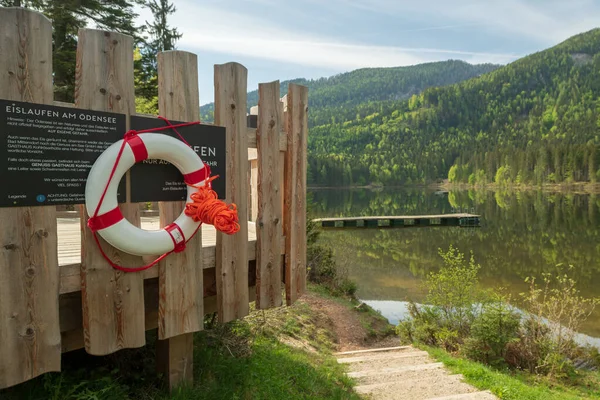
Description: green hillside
xmin=199 ymin=60 xmax=498 ymax=123
xmin=309 ymin=28 xmax=600 ymax=187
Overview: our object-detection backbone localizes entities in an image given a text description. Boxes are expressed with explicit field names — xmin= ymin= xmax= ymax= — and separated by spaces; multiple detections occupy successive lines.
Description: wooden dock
xmin=312 ymin=213 xmax=481 ymax=229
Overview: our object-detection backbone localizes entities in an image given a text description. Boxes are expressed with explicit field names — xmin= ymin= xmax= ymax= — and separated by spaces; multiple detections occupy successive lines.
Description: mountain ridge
xmin=199 ymin=60 xmax=500 ymax=123
xmin=308 ymin=28 xmax=600 ymax=186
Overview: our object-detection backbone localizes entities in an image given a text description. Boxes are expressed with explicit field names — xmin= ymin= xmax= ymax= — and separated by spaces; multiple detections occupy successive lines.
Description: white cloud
xmin=132 ymin=0 xmax=599 ymax=76
xmin=163 ymin=2 xmax=519 ymax=70
xmin=449 ymin=0 xmax=599 ymax=45
xmin=132 ymin=0 xmax=599 ymax=104
xmin=325 ymin=0 xmax=600 ymax=46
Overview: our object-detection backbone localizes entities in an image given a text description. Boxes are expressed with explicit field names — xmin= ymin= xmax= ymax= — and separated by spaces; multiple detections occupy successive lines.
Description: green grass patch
xmin=1 ymin=288 xmax=361 ymax=400
xmin=175 ymin=329 xmax=360 ymax=400
xmin=423 ymin=345 xmax=600 ymax=400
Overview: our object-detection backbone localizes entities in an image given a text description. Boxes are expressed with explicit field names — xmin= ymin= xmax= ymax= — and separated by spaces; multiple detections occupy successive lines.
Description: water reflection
xmin=309 ymin=188 xmax=600 ymax=338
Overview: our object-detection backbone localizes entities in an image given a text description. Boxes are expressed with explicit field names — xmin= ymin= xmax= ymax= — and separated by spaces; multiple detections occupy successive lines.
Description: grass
xmin=177 ymin=328 xmax=359 ymax=400
xmin=0 ymin=287 xmax=362 ymax=400
xmin=422 ymin=345 xmax=600 ymax=400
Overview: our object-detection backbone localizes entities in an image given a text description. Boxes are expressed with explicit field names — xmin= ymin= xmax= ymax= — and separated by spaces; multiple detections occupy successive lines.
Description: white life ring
xmin=85 ymin=132 xmax=209 ymax=257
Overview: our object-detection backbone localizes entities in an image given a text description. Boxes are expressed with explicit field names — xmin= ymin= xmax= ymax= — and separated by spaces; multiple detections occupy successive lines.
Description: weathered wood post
xmin=256 ymin=81 xmax=283 ymax=309
xmin=76 ymin=28 xmax=146 ymax=355
xmin=0 ymin=7 xmax=61 ymax=389
xmin=214 ymin=63 xmax=250 ymax=322
xmin=284 ymin=84 xmax=308 ymax=305
xmin=155 ymin=50 xmax=203 ymax=389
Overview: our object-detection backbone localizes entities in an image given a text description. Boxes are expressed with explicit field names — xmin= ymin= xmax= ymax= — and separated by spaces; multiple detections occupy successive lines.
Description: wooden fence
xmin=0 ymin=7 xmax=307 ymax=390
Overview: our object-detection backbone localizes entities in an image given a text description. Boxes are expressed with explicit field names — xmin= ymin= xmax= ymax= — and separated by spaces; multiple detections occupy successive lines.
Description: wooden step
xmin=354 ymin=372 xmax=477 ymax=400
xmin=348 ymin=362 xmax=444 ymax=378
xmin=428 ymin=390 xmax=497 ymax=399
xmin=344 ymin=354 xmax=434 ymax=374
xmin=337 ymin=350 xmax=429 ymax=363
xmin=335 ymin=346 xmax=411 ymax=356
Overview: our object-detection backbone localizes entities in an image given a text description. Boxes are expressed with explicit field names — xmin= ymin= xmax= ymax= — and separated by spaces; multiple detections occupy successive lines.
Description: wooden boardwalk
xmin=313 ymin=213 xmax=480 ymax=229
xmin=57 ymin=215 xmax=257 ymax=266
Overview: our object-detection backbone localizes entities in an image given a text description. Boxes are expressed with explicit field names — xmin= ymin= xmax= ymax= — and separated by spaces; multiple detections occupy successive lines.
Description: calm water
xmin=309 ymin=188 xmax=600 ymax=344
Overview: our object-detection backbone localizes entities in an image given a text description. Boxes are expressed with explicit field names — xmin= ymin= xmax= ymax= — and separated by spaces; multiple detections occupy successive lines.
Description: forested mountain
xmin=309 ymin=29 xmax=600 ymax=187
xmin=199 ymin=60 xmax=499 ymax=123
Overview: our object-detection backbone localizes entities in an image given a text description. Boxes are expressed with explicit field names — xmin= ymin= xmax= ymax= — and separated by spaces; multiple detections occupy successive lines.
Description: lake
xmin=308 ymin=187 xmax=600 ymax=345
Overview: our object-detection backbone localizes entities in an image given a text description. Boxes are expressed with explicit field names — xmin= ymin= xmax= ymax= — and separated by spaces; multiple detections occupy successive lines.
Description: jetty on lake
xmin=313 ymin=213 xmax=481 ymax=229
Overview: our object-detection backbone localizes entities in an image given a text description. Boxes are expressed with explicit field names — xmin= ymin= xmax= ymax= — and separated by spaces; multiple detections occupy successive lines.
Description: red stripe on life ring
xmin=87 ymin=207 xmax=124 ymax=231
xmin=126 ymin=134 xmax=148 ymax=163
xmin=165 ymin=223 xmax=186 ymax=252
xmin=183 ymin=165 xmax=209 ymax=185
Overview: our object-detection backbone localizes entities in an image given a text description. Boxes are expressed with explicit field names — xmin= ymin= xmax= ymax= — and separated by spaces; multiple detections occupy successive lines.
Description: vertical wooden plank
xmin=251 ymin=159 xmax=258 ymax=222
xmin=284 ymin=84 xmax=308 ymax=305
xmin=155 ymin=50 xmax=201 ymax=390
xmin=157 ymin=51 xmax=203 ymax=339
xmin=0 ymin=8 xmax=61 ymax=389
xmin=214 ymin=63 xmax=249 ymax=322
xmin=156 ymin=332 xmax=193 ymax=391
xmin=255 ymin=81 xmax=283 ymax=309
xmin=280 ymin=102 xmax=286 ymax=231
xmin=76 ymin=28 xmax=145 ymax=355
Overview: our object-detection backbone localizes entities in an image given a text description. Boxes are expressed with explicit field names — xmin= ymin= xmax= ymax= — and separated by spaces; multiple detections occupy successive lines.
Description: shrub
xmin=575 ymin=345 xmax=600 ymax=370
xmin=397 ymin=246 xmax=483 ymax=349
xmin=424 ymin=245 xmax=482 ymax=335
xmin=509 ymin=265 xmax=600 ymax=378
xmin=462 ymin=299 xmax=520 ymax=367
xmin=504 ymin=316 xmax=554 ymax=373
xmin=435 ymin=328 xmax=461 ymax=352
xmin=520 ymin=265 xmax=599 ymax=358
xmin=398 ymin=249 xmax=600 ymax=381
xmin=396 ymin=302 xmax=442 ymax=346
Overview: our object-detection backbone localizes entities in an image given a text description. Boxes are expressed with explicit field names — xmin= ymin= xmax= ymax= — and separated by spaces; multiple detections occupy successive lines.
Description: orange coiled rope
xmin=184 ymin=176 xmax=240 ymax=235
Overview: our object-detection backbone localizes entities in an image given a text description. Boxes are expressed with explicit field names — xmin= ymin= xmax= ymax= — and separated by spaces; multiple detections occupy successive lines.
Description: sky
xmin=133 ymin=0 xmax=600 ymax=106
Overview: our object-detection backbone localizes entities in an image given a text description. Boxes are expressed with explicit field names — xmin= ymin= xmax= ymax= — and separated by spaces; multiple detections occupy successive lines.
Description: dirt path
xmin=302 ymin=293 xmax=496 ymax=400
xmin=300 ymin=293 xmax=398 ymax=352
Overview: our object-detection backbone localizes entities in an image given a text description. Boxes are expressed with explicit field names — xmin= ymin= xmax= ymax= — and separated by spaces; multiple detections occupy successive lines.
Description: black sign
xmin=129 ymin=116 xmax=226 ymax=202
xmin=247 ymin=114 xmax=257 ymax=128
xmin=0 ymin=99 xmax=126 ymax=207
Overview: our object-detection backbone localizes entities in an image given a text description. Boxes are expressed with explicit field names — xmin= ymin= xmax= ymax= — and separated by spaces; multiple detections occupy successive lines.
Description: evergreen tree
xmin=146 ymin=0 xmax=181 ymax=53
xmin=135 ymin=0 xmax=182 ymax=110
xmin=1 ymin=0 xmax=144 ymax=102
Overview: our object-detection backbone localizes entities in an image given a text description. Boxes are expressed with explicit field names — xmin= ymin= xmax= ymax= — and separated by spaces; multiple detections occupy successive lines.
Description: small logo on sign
xmin=36 ymin=194 xmax=46 ymax=203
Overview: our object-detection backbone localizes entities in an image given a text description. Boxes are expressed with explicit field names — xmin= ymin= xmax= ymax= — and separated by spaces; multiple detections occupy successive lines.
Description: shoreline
xmin=309 ymin=182 xmax=600 ymax=194
xmin=439 ymin=182 xmax=600 ymax=195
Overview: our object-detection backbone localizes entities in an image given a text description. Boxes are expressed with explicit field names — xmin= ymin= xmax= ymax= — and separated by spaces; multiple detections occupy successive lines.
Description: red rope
xmin=185 ymin=176 xmax=240 ymax=235
xmin=87 ymin=117 xmax=207 ymax=272
xmin=157 ymin=116 xmax=192 ymax=147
